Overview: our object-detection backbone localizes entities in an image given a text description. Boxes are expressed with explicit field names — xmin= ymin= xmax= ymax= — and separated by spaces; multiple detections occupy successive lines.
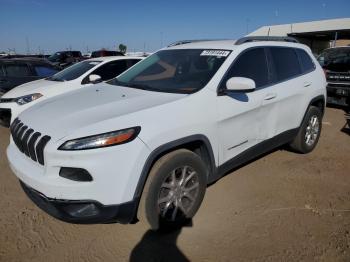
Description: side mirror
xmin=88 ymin=74 xmax=102 ymax=84
xmin=226 ymin=77 xmax=255 ymax=92
xmin=318 ymin=56 xmax=325 ymax=66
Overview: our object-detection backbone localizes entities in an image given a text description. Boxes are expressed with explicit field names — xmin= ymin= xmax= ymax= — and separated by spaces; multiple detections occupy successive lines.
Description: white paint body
xmin=7 ymin=41 xmax=326 ymax=206
xmin=0 ymin=56 xmax=143 ymax=123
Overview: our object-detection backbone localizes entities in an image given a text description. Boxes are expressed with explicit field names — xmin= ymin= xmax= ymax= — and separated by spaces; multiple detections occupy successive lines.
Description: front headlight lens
xmin=16 ymin=93 xmax=43 ymax=105
xmin=58 ymin=127 xmax=141 ymax=151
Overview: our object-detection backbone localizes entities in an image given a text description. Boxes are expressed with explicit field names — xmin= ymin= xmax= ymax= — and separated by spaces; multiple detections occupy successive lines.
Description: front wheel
xmin=289 ymin=106 xmax=322 ymax=153
xmin=138 ymin=149 xmax=207 ymax=230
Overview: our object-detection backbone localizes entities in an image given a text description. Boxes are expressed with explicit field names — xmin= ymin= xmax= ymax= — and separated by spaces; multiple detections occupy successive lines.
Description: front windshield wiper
xmin=110 ymin=79 xmax=162 ymax=92
xmin=46 ymin=76 xmax=64 ymax=82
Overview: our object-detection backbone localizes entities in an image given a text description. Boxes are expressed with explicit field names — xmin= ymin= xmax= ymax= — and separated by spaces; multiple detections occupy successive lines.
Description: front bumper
xmin=20 ymin=181 xmax=139 ymax=224
xmin=327 ymin=83 xmax=350 ymax=106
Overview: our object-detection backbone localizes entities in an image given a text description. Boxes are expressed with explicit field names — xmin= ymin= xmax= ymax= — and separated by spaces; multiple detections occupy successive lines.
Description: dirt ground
xmin=0 ymin=107 xmax=349 ymax=262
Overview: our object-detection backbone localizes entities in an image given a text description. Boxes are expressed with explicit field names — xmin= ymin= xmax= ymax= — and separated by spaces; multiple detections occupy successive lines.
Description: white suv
xmin=7 ymin=37 xmax=326 ymax=230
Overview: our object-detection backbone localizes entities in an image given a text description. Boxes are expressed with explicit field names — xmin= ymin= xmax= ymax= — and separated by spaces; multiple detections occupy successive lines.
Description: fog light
xmin=59 ymin=167 xmax=93 ymax=182
xmin=63 ymin=203 xmax=100 ymax=217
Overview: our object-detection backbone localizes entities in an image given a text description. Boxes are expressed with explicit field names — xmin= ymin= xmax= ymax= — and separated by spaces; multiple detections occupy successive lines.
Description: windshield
xmin=108 ymin=49 xmax=230 ymax=94
xmin=47 ymin=60 xmax=101 ymax=81
xmin=48 ymin=52 xmax=62 ymax=62
xmin=318 ymin=48 xmax=350 ymax=72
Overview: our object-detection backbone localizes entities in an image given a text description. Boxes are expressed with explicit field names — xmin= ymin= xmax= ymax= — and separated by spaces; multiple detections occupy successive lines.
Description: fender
xmin=133 ymin=134 xmax=217 ymax=199
xmin=300 ymin=95 xmax=326 ymax=126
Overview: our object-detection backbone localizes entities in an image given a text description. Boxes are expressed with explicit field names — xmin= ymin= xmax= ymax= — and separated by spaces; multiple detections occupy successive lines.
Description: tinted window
xmin=4 ymin=63 xmax=31 ymax=77
xmin=92 ymin=60 xmax=127 ymax=80
xmin=296 ymin=49 xmax=315 ymax=73
xmin=224 ymin=48 xmax=269 ymax=88
xmin=126 ymin=59 xmax=141 ymax=67
xmin=317 ymin=47 xmax=350 ymax=72
xmin=270 ymin=47 xmax=301 ymax=81
xmin=47 ymin=60 xmax=101 ymax=81
xmin=71 ymin=51 xmax=82 ymax=57
xmin=34 ymin=66 xmax=58 ymax=77
xmin=0 ymin=66 xmax=4 ymax=77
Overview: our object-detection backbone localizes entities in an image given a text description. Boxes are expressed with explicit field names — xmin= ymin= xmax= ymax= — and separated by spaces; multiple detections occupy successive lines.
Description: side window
xmin=34 ymin=66 xmax=58 ymax=77
xmin=270 ymin=47 xmax=301 ymax=81
xmin=223 ymin=48 xmax=269 ymax=88
xmin=4 ymin=63 xmax=32 ymax=77
xmin=296 ymin=49 xmax=315 ymax=73
xmin=0 ymin=65 xmax=5 ymax=77
xmin=126 ymin=59 xmax=141 ymax=68
xmin=92 ymin=60 xmax=127 ymax=81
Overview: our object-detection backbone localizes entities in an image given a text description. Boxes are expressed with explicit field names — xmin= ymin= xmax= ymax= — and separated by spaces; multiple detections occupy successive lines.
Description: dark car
xmin=47 ymin=51 xmax=83 ymax=69
xmin=0 ymin=58 xmax=59 ymax=95
xmin=318 ymin=47 xmax=350 ymax=107
xmin=91 ymin=50 xmax=124 ymax=58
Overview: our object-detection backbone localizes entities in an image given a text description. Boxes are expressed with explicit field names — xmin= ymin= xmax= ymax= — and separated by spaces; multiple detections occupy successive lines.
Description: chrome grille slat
xmin=10 ymin=118 xmax=51 ymax=166
xmin=28 ymin=132 xmax=41 ymax=162
xmin=22 ymin=129 xmax=34 ymax=156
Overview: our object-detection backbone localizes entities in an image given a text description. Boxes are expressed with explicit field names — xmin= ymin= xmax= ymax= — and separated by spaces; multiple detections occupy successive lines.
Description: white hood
xmin=3 ymin=79 xmax=68 ymax=98
xmin=18 ymin=83 xmax=186 ymax=140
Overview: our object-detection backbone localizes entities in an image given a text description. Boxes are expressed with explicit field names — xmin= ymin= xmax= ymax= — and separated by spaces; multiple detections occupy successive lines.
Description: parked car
xmin=47 ymin=51 xmax=84 ymax=69
xmin=91 ymin=50 xmax=124 ymax=58
xmin=7 ymin=37 xmax=326 ymax=230
xmin=318 ymin=46 xmax=350 ymax=107
xmin=0 ymin=56 xmax=143 ymax=127
xmin=0 ymin=58 xmax=58 ymax=96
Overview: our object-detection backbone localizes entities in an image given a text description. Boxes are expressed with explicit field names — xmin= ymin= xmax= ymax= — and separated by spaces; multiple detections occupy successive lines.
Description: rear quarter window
xmin=270 ymin=47 xmax=301 ymax=82
xmin=296 ymin=49 xmax=315 ymax=73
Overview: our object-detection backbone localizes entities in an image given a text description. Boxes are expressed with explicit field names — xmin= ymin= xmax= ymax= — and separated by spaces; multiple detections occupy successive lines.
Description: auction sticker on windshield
xmin=200 ymin=50 xmax=230 ymax=57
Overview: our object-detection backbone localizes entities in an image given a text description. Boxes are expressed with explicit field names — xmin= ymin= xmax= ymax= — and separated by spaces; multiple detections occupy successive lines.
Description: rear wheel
xmin=138 ymin=149 xmax=207 ymax=230
xmin=289 ymin=106 xmax=322 ymax=153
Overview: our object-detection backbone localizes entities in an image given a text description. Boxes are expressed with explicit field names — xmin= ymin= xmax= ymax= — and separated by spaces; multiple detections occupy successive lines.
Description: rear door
xmin=217 ymin=47 xmax=269 ymax=164
xmin=258 ymin=47 xmax=306 ymax=140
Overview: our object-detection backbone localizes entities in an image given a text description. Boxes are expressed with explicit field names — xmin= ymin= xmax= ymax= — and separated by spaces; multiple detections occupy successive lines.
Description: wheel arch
xmin=309 ymin=95 xmax=326 ymax=116
xmin=299 ymin=95 xmax=326 ymax=127
xmin=133 ymin=134 xmax=216 ymax=200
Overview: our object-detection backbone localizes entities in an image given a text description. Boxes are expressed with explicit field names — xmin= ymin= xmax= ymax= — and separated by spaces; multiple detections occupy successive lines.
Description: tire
xmin=289 ymin=106 xmax=322 ymax=154
xmin=137 ymin=149 xmax=207 ymax=230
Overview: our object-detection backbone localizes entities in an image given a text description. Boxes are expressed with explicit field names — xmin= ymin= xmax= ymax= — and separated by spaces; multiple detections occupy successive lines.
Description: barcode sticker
xmin=200 ymin=50 xmax=230 ymax=57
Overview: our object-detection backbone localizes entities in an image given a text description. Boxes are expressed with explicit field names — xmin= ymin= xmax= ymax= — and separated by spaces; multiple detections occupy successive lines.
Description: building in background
xmin=249 ymin=18 xmax=350 ymax=55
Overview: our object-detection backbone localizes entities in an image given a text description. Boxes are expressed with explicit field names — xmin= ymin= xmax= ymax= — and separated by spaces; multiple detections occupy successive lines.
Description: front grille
xmin=10 ymin=118 xmax=51 ymax=165
xmin=0 ymin=98 xmax=16 ymax=103
xmin=326 ymin=72 xmax=350 ymax=84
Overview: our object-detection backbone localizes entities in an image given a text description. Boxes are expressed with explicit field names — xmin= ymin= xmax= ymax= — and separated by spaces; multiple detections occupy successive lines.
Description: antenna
xmin=25 ymin=36 xmax=30 ymax=55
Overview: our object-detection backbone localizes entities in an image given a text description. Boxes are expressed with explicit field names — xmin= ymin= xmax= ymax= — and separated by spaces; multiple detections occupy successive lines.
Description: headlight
xmin=16 ymin=93 xmax=43 ymax=105
xmin=58 ymin=127 xmax=141 ymax=151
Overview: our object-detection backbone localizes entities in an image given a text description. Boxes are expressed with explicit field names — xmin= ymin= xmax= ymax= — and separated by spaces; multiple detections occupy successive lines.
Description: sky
xmin=0 ymin=0 xmax=349 ymax=54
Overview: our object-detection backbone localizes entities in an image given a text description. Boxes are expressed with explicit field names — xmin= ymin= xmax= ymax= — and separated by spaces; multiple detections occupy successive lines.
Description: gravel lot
xmin=0 ymin=107 xmax=349 ymax=262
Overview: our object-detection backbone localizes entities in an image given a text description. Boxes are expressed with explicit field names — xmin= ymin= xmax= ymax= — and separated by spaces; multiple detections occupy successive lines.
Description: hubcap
xmin=158 ymin=166 xmax=199 ymax=222
xmin=305 ymin=115 xmax=319 ymax=146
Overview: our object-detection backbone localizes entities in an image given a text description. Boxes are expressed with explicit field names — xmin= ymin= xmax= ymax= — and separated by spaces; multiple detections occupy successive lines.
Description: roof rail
xmin=235 ymin=36 xmax=299 ymax=45
xmin=167 ymin=39 xmax=229 ymax=47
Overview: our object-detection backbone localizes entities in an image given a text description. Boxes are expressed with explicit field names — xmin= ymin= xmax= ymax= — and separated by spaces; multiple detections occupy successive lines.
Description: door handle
xmin=264 ymin=93 xmax=277 ymax=100
xmin=304 ymin=82 xmax=312 ymax=87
